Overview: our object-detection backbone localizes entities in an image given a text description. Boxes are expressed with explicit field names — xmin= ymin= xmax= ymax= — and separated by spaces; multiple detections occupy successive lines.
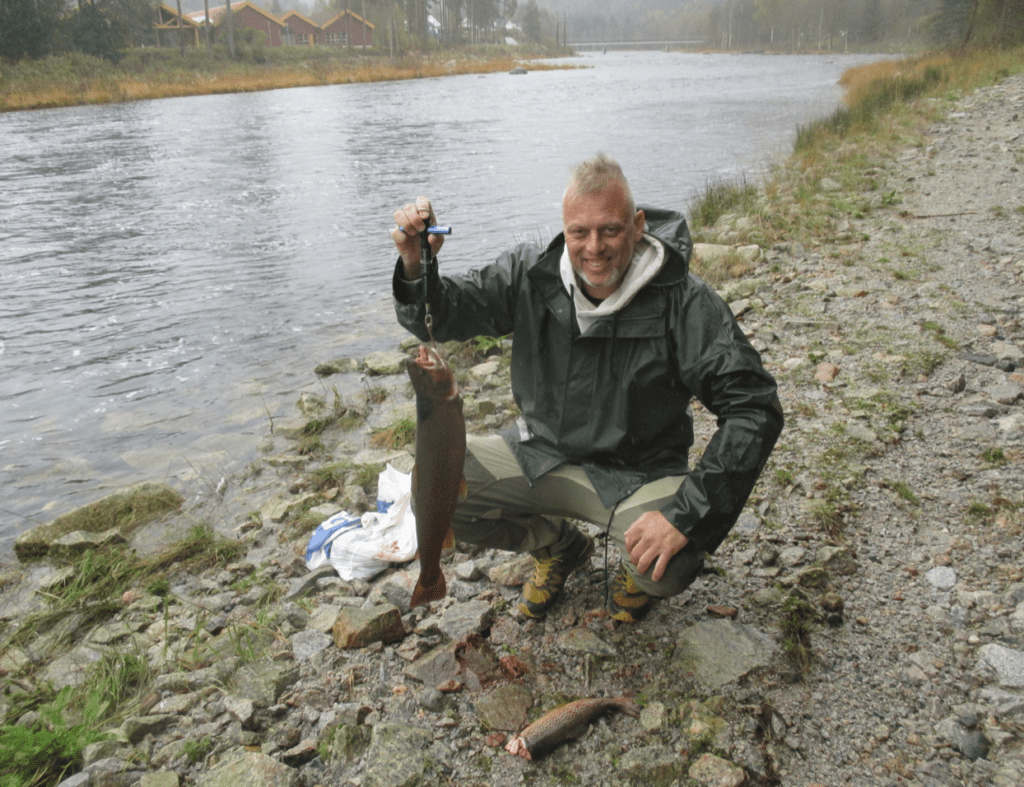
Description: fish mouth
xmin=415 ymin=344 xmax=446 ymax=371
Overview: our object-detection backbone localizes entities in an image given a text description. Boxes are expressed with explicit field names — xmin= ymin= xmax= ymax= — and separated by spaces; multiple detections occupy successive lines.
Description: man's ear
xmin=633 ymin=209 xmax=646 ymax=239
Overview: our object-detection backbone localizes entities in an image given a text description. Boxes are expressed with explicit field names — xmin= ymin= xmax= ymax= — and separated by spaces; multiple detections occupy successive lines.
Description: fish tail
xmin=410 ymin=570 xmax=447 ymax=608
xmin=616 ymin=699 xmax=641 ymax=718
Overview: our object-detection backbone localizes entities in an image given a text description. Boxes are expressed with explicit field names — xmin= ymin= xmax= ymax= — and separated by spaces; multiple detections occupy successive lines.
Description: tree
xmin=404 ymin=0 xmax=428 ymax=43
xmin=0 ymin=0 xmax=66 ymax=59
xmin=929 ymin=0 xmax=979 ymax=44
xmin=522 ymin=0 xmax=541 ymax=41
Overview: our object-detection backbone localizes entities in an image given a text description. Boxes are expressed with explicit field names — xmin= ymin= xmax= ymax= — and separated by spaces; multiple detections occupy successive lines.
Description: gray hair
xmin=564 ymin=152 xmax=636 ymax=216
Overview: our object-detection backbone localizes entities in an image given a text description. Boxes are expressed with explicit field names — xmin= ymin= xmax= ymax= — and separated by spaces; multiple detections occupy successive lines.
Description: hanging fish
xmin=406 ymin=344 xmax=466 ymax=608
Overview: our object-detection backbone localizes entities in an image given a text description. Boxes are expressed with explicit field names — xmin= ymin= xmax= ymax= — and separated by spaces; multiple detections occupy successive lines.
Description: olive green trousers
xmin=451 ymin=435 xmax=704 ymax=598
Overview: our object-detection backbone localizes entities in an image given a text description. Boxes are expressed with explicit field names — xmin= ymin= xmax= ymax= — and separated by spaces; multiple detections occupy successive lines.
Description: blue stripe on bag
xmin=305 ymin=515 xmax=360 ymax=562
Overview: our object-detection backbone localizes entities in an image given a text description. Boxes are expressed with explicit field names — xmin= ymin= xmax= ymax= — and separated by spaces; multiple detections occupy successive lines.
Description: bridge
xmin=569 ymin=40 xmax=704 ymax=52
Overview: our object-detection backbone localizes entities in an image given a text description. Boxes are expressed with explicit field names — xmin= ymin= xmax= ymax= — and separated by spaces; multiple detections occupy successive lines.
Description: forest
xmin=2 ymin=0 xmax=1022 ymax=62
xmin=538 ymin=0 xmax=1024 ymax=51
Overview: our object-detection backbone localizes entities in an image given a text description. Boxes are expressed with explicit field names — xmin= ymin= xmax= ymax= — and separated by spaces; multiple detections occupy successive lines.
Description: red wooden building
xmin=281 ymin=11 xmax=322 ymax=46
xmin=322 ymin=10 xmax=374 ymax=48
xmin=186 ymin=2 xmax=288 ymax=47
xmin=176 ymin=4 xmax=374 ymax=49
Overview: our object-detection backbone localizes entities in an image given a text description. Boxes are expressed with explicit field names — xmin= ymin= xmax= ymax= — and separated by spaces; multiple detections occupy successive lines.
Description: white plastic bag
xmin=304 ymin=464 xmax=418 ymax=581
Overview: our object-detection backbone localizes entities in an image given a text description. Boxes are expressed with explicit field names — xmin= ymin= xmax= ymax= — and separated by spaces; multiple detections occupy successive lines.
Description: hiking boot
xmin=518 ymin=528 xmax=595 ymax=619
xmin=607 ymin=568 xmax=654 ymax=623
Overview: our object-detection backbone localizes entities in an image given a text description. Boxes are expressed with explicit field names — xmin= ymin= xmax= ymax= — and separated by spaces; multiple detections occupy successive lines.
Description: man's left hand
xmin=624 ymin=512 xmax=689 ymax=583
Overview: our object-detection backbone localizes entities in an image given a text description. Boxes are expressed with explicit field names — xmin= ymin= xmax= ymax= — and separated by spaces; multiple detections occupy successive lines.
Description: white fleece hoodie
xmin=559 ymin=233 xmax=666 ymax=334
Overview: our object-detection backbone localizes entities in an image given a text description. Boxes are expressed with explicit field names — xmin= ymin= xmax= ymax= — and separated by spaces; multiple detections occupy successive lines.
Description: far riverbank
xmin=0 ymin=44 xmax=575 ymax=112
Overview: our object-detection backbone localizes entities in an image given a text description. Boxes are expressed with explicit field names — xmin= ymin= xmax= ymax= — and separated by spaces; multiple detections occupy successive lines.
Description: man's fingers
xmin=393 ymin=198 xmax=435 ymax=236
xmin=394 ymin=205 xmax=419 ymax=235
xmin=415 ymin=195 xmax=432 ymax=221
xmin=650 ymin=554 xmax=669 ymax=583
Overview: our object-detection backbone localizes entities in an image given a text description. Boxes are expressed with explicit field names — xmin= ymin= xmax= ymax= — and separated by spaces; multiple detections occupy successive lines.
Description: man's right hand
xmin=391 ymin=196 xmax=444 ymax=280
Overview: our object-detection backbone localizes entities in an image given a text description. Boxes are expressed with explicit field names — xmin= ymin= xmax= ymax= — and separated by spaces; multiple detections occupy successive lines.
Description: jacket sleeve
xmin=660 ymin=282 xmax=784 ymax=554
xmin=391 ymin=247 xmax=526 ymax=343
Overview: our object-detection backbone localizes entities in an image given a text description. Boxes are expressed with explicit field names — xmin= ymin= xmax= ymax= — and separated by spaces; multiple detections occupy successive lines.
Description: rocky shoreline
xmin=2 ymin=72 xmax=1024 ymax=787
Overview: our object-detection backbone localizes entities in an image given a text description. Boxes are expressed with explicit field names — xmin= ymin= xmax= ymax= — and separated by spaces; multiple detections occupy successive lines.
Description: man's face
xmin=562 ymin=182 xmax=645 ymax=300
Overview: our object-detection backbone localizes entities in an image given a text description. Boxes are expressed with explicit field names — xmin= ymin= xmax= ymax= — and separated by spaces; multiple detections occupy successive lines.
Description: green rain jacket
xmin=392 ymin=207 xmax=783 ymax=554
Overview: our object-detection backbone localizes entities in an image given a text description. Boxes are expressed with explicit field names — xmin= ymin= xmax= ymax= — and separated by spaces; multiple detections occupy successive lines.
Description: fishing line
xmin=602 ymin=504 xmax=619 ymax=609
xmin=418 ymin=224 xmax=452 ymax=346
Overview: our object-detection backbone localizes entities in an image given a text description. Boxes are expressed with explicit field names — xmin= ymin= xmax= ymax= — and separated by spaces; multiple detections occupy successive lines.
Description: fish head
xmin=406 ymin=345 xmax=459 ymax=401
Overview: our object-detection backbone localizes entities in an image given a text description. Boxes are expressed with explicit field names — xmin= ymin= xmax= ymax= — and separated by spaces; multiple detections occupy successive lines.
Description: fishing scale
xmin=419 ymin=224 xmax=452 ymax=344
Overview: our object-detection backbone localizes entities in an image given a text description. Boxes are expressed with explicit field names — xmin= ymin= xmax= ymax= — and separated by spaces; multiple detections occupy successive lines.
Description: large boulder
xmin=15 ymin=482 xmax=182 ymax=562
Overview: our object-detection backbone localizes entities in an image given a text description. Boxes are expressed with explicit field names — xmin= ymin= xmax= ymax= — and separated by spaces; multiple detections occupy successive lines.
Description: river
xmin=0 ymin=50 xmax=887 ymax=555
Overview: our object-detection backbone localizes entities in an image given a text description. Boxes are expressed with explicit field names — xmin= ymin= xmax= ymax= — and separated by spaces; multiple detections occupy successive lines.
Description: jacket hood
xmin=640 ymin=206 xmax=693 ymax=284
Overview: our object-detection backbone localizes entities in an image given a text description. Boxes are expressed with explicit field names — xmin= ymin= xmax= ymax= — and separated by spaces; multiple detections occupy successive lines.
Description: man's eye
xmin=602 ymin=226 xmax=623 ymax=237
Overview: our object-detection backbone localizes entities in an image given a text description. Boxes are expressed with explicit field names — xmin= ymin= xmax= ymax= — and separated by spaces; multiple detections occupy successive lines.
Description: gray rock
xmin=978 ymin=643 xmax=1024 ymax=687
xmin=282 ymin=564 xmax=337 ymax=601
xmin=960 ymin=730 xmax=991 ymax=761
xmin=232 ymin=662 xmax=301 ymax=708
xmin=688 ymin=752 xmax=747 ymax=787
xmin=473 ymin=682 xmax=531 ymax=732
xmin=676 ymin=619 xmax=777 ymax=690
xmin=121 ymin=715 xmax=177 ymax=745
xmin=925 ymin=565 xmax=957 ymax=590
xmin=361 ymin=723 xmax=434 ymax=787
xmin=224 ymin=695 xmax=255 ymax=727
xmin=49 ymin=528 xmax=128 ymax=559
xmin=139 ymin=773 xmax=182 ymax=787
xmin=364 ymin=350 xmax=409 ymax=375
xmin=314 ymin=357 xmax=361 ymax=376
xmin=818 ymin=545 xmax=858 ymax=575
xmin=196 ymin=749 xmax=299 ymax=787
xmin=436 ymin=599 xmax=493 ymax=641
xmin=290 ymin=629 xmax=332 ymax=662
xmin=619 ymin=744 xmax=690 ymax=784
xmin=985 ymin=382 xmax=1023 ymax=404
xmin=557 ymin=628 xmax=617 ymax=657
xmin=416 ymin=687 xmax=446 ymax=712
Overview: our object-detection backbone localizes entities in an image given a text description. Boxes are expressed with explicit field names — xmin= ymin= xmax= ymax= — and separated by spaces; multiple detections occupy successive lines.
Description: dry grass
xmin=839 ymin=53 xmax=953 ymax=104
xmin=1 ymin=53 xmax=580 ymax=112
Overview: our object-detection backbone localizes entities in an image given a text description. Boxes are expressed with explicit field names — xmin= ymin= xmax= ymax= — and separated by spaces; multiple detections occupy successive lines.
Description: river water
xmin=0 ymin=51 xmax=885 ymax=555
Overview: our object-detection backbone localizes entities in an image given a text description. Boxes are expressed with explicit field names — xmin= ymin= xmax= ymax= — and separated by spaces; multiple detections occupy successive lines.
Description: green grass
xmin=778 ymin=592 xmax=819 ymax=678
xmin=888 ymin=480 xmax=921 ymax=506
xmin=369 ymin=416 xmax=416 ymax=451
xmin=0 ymin=690 xmax=108 ymax=786
xmin=687 ymin=175 xmax=760 ymax=234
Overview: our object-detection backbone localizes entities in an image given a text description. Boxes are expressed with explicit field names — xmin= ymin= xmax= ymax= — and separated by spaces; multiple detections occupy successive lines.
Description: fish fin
xmin=442 ymin=526 xmax=454 ymax=550
xmin=457 ymin=477 xmax=468 ymax=501
xmin=410 ymin=570 xmax=446 ymax=608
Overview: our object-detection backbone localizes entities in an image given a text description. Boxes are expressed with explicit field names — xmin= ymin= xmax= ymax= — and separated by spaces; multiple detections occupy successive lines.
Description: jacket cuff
xmin=392 ymin=257 xmax=425 ymax=304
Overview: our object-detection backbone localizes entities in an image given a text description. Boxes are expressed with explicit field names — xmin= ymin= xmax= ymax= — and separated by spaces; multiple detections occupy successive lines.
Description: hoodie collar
xmin=559 ymin=234 xmax=665 ymax=334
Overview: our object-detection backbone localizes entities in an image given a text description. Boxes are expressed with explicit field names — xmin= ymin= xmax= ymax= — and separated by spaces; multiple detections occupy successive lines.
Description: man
xmin=390 ymin=153 xmax=783 ymax=622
